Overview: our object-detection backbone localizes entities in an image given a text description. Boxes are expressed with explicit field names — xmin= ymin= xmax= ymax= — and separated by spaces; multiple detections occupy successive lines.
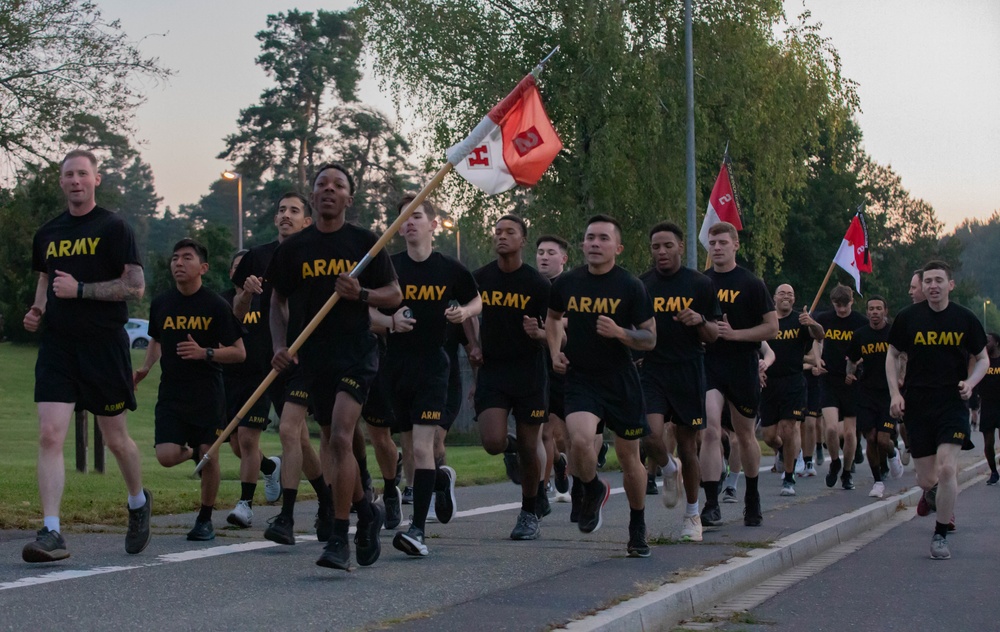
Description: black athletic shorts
xmin=805 ymin=371 xmax=822 ymax=418
xmin=34 ymin=329 xmax=137 ymax=416
xmin=444 ymin=344 xmax=463 ymax=431
xmin=979 ymin=404 xmax=1000 ymax=434
xmin=759 ymin=373 xmax=806 ymax=427
xmin=155 ymin=380 xmax=226 ymax=448
xmin=363 ymin=366 xmax=397 ymax=431
xmin=856 ymin=390 xmax=895 ymax=435
xmin=565 ymin=364 xmax=649 ymax=440
xmin=224 ymin=372 xmax=271 ymax=431
xmin=289 ymin=337 xmax=379 ymax=426
xmin=548 ymin=368 xmax=567 ymax=420
xmin=382 ymin=349 xmax=450 ymax=433
xmin=155 ymin=412 xmax=223 ymax=449
xmin=819 ymin=375 xmax=858 ymax=418
xmin=640 ymin=358 xmax=707 ymax=430
xmin=705 ymin=351 xmax=760 ymax=418
xmin=904 ymin=389 xmax=971 ymax=459
xmin=474 ymin=354 xmax=548 ymax=425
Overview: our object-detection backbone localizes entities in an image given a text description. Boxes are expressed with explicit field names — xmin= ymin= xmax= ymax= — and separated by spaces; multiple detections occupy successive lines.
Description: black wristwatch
xmin=358 ymin=287 xmax=370 ymax=303
xmin=205 ymin=348 xmax=215 ymax=362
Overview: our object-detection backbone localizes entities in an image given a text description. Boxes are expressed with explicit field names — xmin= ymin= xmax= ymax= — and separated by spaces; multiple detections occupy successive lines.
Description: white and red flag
xmin=698 ymin=160 xmax=742 ymax=251
xmin=447 ymin=74 xmax=562 ymax=195
xmin=832 ymin=209 xmax=872 ymax=293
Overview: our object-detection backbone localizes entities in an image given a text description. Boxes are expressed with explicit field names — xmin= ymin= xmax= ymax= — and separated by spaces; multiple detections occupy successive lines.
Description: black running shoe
xmin=510 ymin=510 xmax=540 ymax=540
xmin=578 ymin=478 xmax=609 ymax=534
xmin=743 ymin=495 xmax=763 ymax=527
xmin=988 ymin=471 xmax=999 ymax=486
xmin=825 ymin=459 xmax=842 ymax=488
xmin=383 ymin=487 xmax=402 ymax=530
xmin=434 ymin=466 xmax=457 ymax=524
xmin=264 ymin=514 xmax=296 ymax=545
xmin=646 ymin=474 xmax=660 ymax=496
xmin=535 ymin=490 xmax=551 ymax=519
xmin=701 ymin=503 xmax=723 ymax=529
xmin=355 ymin=504 xmax=384 ymax=567
xmin=597 ymin=442 xmax=609 ymax=469
xmin=125 ymin=488 xmax=152 ymax=554
xmin=393 ymin=525 xmax=428 ymax=556
xmin=401 ymin=485 xmax=414 ymax=505
xmin=854 ymin=445 xmax=865 ymax=464
xmin=503 ymin=434 xmax=521 ymax=485
xmin=627 ymin=523 xmax=651 ymax=558
xmin=186 ymin=519 xmax=215 ymax=541
xmin=316 ymin=534 xmax=351 ymax=570
xmin=570 ymin=480 xmax=583 ymax=523
xmin=554 ymin=453 xmax=569 ymax=494
xmin=841 ymin=472 xmax=855 ymax=490
xmin=22 ymin=527 xmax=69 ymax=563
xmin=315 ymin=502 xmax=334 ymax=542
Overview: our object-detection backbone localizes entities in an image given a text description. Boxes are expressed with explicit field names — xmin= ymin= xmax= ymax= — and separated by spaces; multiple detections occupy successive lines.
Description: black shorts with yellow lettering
xmin=444 ymin=343 xmax=463 ymax=431
xmin=155 ymin=379 xmax=225 ymax=448
xmin=640 ymin=358 xmax=706 ymax=430
xmin=224 ymin=372 xmax=272 ymax=431
xmin=362 ymin=366 xmax=397 ymax=431
xmin=705 ymin=351 xmax=760 ymax=418
xmin=474 ymin=354 xmax=548 ymax=425
xmin=565 ymin=364 xmax=649 ymax=440
xmin=805 ymin=371 xmax=822 ymax=418
xmin=382 ymin=349 xmax=450 ymax=433
xmin=856 ymin=390 xmax=895 ymax=435
xmin=980 ymin=405 xmax=1000 ymax=434
xmin=34 ymin=329 xmax=137 ymax=416
xmin=904 ymin=389 xmax=971 ymax=459
xmin=292 ymin=335 xmax=379 ymax=426
xmin=819 ymin=375 xmax=858 ymax=419
xmin=759 ymin=373 xmax=806 ymax=428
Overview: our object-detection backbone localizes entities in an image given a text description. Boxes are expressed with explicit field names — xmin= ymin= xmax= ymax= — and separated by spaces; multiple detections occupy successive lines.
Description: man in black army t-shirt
xmin=887 ymin=260 xmax=988 ymax=560
xmin=548 ymin=214 xmax=656 ymax=558
xmin=813 ymin=284 xmax=868 ymax=490
xmin=267 ymin=164 xmax=401 ymax=571
xmin=640 ymin=221 xmax=720 ymax=543
xmin=134 ymin=239 xmax=246 ymax=541
xmin=977 ymin=333 xmax=1000 ymax=485
xmin=701 ymin=222 xmax=778 ymax=528
xmin=22 ymin=149 xmax=152 ymax=563
xmin=469 ymin=215 xmax=551 ymax=541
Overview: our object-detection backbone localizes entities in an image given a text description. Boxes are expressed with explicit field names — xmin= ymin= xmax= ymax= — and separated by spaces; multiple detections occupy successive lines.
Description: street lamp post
xmin=221 ymin=171 xmax=243 ymax=250
xmin=442 ymin=218 xmax=460 ymax=262
xmin=985 ymin=299 xmax=991 ymax=325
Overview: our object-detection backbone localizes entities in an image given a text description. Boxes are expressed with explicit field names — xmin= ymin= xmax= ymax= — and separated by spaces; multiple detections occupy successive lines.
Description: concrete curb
xmin=564 ymin=459 xmax=989 ymax=631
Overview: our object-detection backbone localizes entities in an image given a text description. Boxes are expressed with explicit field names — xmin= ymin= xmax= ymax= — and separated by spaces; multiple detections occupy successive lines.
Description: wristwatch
xmin=358 ymin=287 xmax=370 ymax=303
xmin=205 ymin=348 xmax=215 ymax=361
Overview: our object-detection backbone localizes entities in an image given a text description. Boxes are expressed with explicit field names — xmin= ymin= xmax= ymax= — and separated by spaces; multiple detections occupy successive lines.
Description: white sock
xmin=44 ymin=516 xmax=60 ymax=533
xmin=685 ymin=502 xmax=699 ymax=517
xmin=127 ymin=491 xmax=146 ymax=510
xmin=662 ymin=455 xmax=678 ymax=476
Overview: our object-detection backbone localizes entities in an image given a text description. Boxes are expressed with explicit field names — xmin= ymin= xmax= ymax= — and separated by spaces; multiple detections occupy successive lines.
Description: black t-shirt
xmin=847 ymin=324 xmax=891 ymax=396
xmin=148 ymin=286 xmax=243 ymax=384
xmin=549 ymin=264 xmax=654 ymax=373
xmin=231 ymin=240 xmax=279 ymax=367
xmin=31 ymin=207 xmax=142 ymax=338
xmin=978 ymin=354 xmax=1000 ymax=405
xmin=474 ymin=260 xmax=550 ymax=363
xmin=768 ymin=311 xmax=814 ymax=378
xmin=814 ymin=309 xmax=867 ymax=376
xmin=888 ymin=302 xmax=987 ymax=391
xmin=266 ymin=224 xmax=396 ymax=352
xmin=704 ymin=266 xmax=775 ymax=356
xmin=640 ymin=266 xmax=720 ymax=365
xmin=385 ymin=251 xmax=478 ymax=355
xmin=220 ymin=287 xmax=268 ymax=377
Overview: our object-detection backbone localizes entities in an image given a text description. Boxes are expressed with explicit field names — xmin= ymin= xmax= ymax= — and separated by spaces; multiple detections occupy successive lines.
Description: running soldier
xmin=978 ymin=333 xmax=1000 ymax=485
xmin=134 ymin=239 xmax=246 ymax=540
xmin=547 ymin=215 xmax=656 ymax=557
xmin=267 ymin=164 xmax=401 ymax=570
xmin=701 ymin=222 xmax=778 ymax=528
xmin=22 ymin=149 xmax=151 ymax=563
xmin=886 ymin=260 xmax=988 ymax=559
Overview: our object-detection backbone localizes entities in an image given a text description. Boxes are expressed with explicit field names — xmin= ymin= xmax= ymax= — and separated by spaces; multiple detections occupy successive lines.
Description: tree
xmin=0 ymin=0 xmax=170 ymax=172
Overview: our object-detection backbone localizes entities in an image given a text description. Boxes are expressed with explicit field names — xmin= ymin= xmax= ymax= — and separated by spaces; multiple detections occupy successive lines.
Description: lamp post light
xmin=441 ymin=218 xmax=460 ymax=262
xmin=221 ymin=171 xmax=243 ymax=250
xmin=985 ymin=299 xmax=991 ymax=325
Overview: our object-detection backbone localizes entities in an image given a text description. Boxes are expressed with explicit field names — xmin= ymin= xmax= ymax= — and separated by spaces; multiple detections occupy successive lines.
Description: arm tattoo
xmin=82 ymin=264 xmax=144 ymax=302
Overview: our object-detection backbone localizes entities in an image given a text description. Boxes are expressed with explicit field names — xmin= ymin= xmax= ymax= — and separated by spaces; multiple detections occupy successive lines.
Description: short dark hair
xmin=649 ymin=221 xmax=684 ymax=242
xmin=497 ymin=214 xmax=528 ymax=237
xmin=866 ymin=294 xmax=888 ymax=311
xmin=396 ymin=193 xmax=437 ymax=220
xmin=61 ymin=149 xmax=98 ymax=170
xmin=988 ymin=332 xmax=1000 ymax=347
xmin=830 ymin=283 xmax=853 ymax=305
xmin=707 ymin=221 xmax=738 ymax=240
xmin=173 ymin=238 xmax=208 ymax=263
xmin=230 ymin=249 xmax=249 ymax=269
xmin=586 ymin=214 xmax=622 ymax=240
xmin=922 ymin=260 xmax=953 ymax=280
xmin=277 ymin=191 xmax=311 ymax=217
xmin=311 ymin=163 xmax=355 ymax=195
xmin=536 ymin=234 xmax=569 ymax=251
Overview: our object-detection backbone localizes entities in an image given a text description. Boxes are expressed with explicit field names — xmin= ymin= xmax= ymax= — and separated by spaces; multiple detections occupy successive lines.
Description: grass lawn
xmin=0 ymin=342 xmax=624 ymax=529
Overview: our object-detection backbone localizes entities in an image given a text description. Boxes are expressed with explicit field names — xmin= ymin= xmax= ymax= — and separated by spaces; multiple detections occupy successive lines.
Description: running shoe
xmin=680 ymin=514 xmax=703 ymax=542
xmin=780 ymin=480 xmax=796 ymax=496
xmin=186 ymin=519 xmax=215 ymax=541
xmin=22 ymin=527 xmax=69 ymax=563
xmin=841 ymin=472 xmax=855 ymax=491
xmin=394 ymin=450 xmax=403 ymax=488
xmin=661 ymin=455 xmax=682 ymax=509
xmin=854 ymin=444 xmax=865 ymax=464
xmin=315 ymin=502 xmax=334 ymax=541
xmin=988 ymin=471 xmax=1000 ymax=486
xmin=402 ymin=485 xmax=414 ymax=505
xmin=264 ymin=514 xmax=295 ymax=545
xmin=646 ymin=474 xmax=660 ymax=496
xmin=900 ymin=448 xmax=911 ymax=466
xmin=354 ymin=504 xmax=384 ymax=567
xmin=535 ymin=490 xmax=551 ymax=519
xmin=794 ymin=451 xmax=805 ymax=476
xmin=722 ymin=486 xmax=738 ymax=503
xmin=393 ymin=525 xmax=428 ymax=556
xmin=263 ymin=456 xmax=282 ymax=503
xmin=554 ymin=453 xmax=570 ymax=494
xmin=435 ymin=466 xmax=457 ymax=524
xmin=869 ymin=481 xmax=885 ymax=498
xmin=930 ymin=533 xmax=950 ymax=560
xmin=383 ymin=487 xmax=402 ymax=530
xmin=825 ymin=459 xmax=842 ymax=488
xmin=771 ymin=450 xmax=782 ymax=473
xmin=627 ymin=523 xmax=651 ymax=558
xmin=701 ymin=503 xmax=723 ymax=529
xmin=597 ymin=442 xmax=610 ymax=469
xmin=578 ymin=478 xmax=609 ymax=534
xmin=815 ymin=445 xmax=825 ymax=466
xmin=503 ymin=434 xmax=522 ymax=485
xmin=316 ymin=534 xmax=351 ymax=570
xmin=889 ymin=453 xmax=904 ymax=479
xmin=743 ymin=494 xmax=763 ymax=527
xmin=510 ymin=510 xmax=540 ymax=540
xmin=802 ymin=462 xmax=818 ymax=477
xmin=227 ymin=500 xmax=253 ymax=528
xmin=125 ymin=488 xmax=152 ymax=554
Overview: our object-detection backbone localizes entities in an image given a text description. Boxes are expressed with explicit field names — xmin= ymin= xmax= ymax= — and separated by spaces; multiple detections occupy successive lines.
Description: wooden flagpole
xmin=808 ymin=260 xmax=837 ymax=314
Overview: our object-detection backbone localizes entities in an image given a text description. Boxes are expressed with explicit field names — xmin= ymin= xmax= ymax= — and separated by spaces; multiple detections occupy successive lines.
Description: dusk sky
xmin=95 ymin=0 xmax=999 ymax=230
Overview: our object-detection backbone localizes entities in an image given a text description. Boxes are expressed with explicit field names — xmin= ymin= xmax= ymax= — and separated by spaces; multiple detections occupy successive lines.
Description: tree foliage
xmin=0 ymin=0 xmax=170 ymax=172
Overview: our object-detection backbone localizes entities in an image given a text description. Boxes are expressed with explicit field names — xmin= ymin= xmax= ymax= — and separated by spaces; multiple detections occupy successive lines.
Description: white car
xmin=125 ymin=318 xmax=151 ymax=349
